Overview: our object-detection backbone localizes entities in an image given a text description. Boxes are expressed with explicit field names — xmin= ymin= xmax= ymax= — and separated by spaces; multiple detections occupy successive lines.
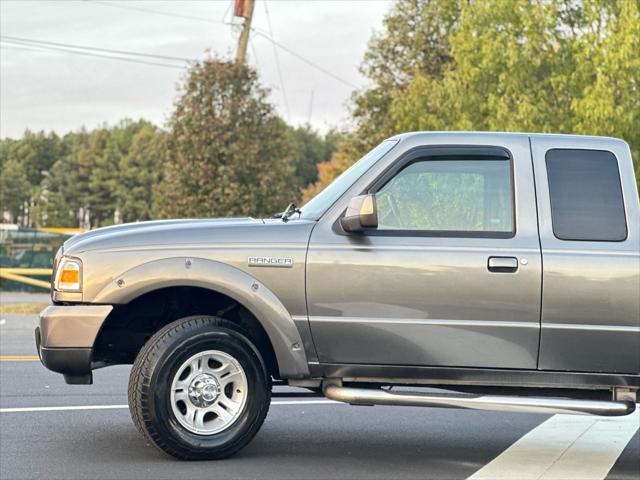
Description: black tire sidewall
xmin=144 ymin=321 xmax=269 ymax=458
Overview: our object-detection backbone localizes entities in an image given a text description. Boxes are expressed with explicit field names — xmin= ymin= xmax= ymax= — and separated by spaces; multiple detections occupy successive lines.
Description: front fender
xmin=93 ymin=257 xmax=309 ymax=378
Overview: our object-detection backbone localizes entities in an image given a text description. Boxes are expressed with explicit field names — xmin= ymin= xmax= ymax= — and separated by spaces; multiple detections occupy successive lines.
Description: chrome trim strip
xmin=308 ymin=316 xmax=538 ymax=329
xmin=323 ymin=385 xmax=636 ymax=417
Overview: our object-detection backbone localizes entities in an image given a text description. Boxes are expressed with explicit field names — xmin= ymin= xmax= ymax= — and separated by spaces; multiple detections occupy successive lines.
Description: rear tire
xmin=128 ymin=315 xmax=271 ymax=460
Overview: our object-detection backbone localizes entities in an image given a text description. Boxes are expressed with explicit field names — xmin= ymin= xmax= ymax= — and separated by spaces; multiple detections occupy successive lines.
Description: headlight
xmin=54 ymin=257 xmax=82 ymax=292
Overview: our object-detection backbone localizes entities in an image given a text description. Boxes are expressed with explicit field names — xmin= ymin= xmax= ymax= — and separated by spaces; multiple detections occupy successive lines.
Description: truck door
xmin=531 ymin=136 xmax=640 ymax=374
xmin=306 ymin=134 xmax=542 ymax=369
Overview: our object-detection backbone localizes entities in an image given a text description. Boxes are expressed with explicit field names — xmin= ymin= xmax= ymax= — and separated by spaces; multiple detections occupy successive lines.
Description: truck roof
xmin=389 ymin=131 xmax=628 ymax=146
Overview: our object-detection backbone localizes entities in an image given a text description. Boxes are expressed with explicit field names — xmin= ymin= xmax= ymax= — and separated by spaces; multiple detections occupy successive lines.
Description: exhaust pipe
xmin=323 ymin=384 xmax=636 ymax=417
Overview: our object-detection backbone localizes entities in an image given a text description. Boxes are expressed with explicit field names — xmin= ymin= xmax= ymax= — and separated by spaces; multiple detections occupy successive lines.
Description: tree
xmin=301 ymin=133 xmax=361 ymax=202
xmin=352 ymin=0 xmax=460 ymax=146
xmin=31 ymin=120 xmax=166 ymax=228
xmin=289 ymin=125 xmax=339 ymax=188
xmin=390 ymin=0 xmax=639 ymax=182
xmin=0 ymin=157 xmax=31 ymax=224
xmin=307 ymin=0 xmax=640 ymax=195
xmin=10 ymin=130 xmax=61 ymax=187
xmin=36 ymin=131 xmax=93 ymax=228
xmin=305 ymin=0 xmax=462 ymax=196
xmin=86 ymin=128 xmax=117 ymax=226
xmin=118 ymin=122 xmax=166 ymax=223
xmin=391 ymin=0 xmax=575 ymax=132
xmin=571 ymin=0 xmax=640 ymax=184
xmin=154 ymin=58 xmax=298 ymax=219
xmin=0 ymin=131 xmax=62 ymax=226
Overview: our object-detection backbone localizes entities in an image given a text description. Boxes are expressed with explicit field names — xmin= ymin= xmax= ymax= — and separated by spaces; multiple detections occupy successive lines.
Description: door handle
xmin=488 ymin=256 xmax=518 ymax=272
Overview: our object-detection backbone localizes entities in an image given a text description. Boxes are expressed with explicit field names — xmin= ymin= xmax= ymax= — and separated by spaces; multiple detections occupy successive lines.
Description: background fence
xmin=0 ymin=225 xmax=80 ymax=291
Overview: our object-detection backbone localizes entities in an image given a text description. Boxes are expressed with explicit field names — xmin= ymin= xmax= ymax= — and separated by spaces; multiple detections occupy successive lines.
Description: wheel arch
xmin=91 ymin=257 xmax=309 ymax=379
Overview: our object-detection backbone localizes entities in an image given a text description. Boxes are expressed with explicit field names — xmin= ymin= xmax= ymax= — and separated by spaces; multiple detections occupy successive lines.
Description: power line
xmin=87 ymin=0 xmax=227 ymax=26
xmin=221 ymin=0 xmax=236 ymax=26
xmin=1 ymin=42 xmax=185 ymax=70
xmin=0 ymin=44 xmax=53 ymax=54
xmin=0 ymin=39 xmax=185 ymax=70
xmin=251 ymin=30 xmax=357 ymax=89
xmin=85 ymin=0 xmax=357 ymax=89
xmin=249 ymin=37 xmax=260 ymax=70
xmin=1 ymin=35 xmax=191 ymax=63
xmin=263 ymin=0 xmax=290 ymax=120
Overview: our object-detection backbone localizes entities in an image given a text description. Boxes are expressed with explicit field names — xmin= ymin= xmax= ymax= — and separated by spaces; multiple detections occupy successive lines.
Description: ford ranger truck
xmin=36 ymin=132 xmax=640 ymax=460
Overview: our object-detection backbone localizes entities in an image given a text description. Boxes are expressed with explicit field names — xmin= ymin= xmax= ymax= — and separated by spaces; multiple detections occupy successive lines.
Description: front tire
xmin=128 ymin=315 xmax=271 ymax=460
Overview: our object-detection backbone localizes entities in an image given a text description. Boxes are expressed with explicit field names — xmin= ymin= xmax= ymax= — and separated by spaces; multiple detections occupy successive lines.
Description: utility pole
xmin=235 ymin=0 xmax=255 ymax=65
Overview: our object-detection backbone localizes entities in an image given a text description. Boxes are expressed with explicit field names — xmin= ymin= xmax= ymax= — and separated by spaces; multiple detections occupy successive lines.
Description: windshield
xmin=300 ymin=139 xmax=398 ymax=219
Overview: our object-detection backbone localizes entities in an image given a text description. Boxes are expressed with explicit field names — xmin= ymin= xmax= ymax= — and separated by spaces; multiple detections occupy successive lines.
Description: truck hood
xmin=62 ymin=217 xmax=315 ymax=255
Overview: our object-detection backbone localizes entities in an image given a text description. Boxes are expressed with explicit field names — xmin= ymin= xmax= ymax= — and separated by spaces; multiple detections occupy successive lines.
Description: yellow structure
xmin=37 ymin=227 xmax=85 ymax=235
xmin=0 ymin=268 xmax=52 ymax=289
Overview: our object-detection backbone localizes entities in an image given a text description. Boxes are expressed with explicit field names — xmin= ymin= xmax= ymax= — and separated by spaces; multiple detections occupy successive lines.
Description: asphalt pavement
xmin=0 ymin=292 xmax=51 ymax=306
xmin=0 ymin=307 xmax=638 ymax=480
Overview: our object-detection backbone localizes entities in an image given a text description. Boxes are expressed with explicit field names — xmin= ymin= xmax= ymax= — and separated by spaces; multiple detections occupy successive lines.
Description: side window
xmin=375 ymin=158 xmax=513 ymax=236
xmin=546 ymin=149 xmax=627 ymax=242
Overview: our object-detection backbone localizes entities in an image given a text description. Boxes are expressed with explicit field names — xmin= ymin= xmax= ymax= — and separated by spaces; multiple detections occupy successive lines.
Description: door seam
xmin=528 ymin=136 xmax=545 ymax=370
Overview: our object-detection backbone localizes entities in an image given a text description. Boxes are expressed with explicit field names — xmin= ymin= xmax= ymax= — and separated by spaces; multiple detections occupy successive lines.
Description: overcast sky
xmin=0 ymin=0 xmax=392 ymax=139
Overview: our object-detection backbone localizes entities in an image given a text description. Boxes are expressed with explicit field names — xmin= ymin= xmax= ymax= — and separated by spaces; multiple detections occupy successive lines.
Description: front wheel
xmin=128 ymin=315 xmax=271 ymax=460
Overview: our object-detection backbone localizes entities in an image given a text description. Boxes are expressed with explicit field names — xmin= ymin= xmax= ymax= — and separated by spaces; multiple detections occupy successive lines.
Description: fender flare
xmin=93 ymin=257 xmax=309 ymax=378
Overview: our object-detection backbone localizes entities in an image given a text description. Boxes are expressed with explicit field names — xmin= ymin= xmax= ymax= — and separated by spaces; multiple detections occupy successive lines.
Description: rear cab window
xmin=545 ymin=149 xmax=627 ymax=242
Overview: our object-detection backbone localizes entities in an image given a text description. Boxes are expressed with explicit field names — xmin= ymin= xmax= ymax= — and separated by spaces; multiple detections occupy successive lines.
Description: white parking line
xmin=0 ymin=404 xmax=129 ymax=413
xmin=467 ymin=409 xmax=640 ymax=480
xmin=271 ymin=399 xmax=338 ymax=406
xmin=0 ymin=399 xmax=339 ymax=413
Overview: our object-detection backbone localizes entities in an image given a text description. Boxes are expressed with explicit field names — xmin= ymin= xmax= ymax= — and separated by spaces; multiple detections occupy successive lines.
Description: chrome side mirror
xmin=340 ymin=194 xmax=378 ymax=233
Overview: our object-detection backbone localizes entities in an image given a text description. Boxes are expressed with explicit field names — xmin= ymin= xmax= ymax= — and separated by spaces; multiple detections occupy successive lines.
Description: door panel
xmin=531 ymin=136 xmax=640 ymax=374
xmin=306 ymin=136 xmax=542 ymax=369
xmin=307 ymin=243 xmax=541 ymax=367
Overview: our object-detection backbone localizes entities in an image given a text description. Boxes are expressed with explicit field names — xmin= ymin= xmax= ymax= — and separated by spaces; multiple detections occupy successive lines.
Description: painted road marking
xmin=467 ymin=409 xmax=640 ymax=480
xmin=0 ymin=405 xmax=129 ymax=413
xmin=0 ymin=355 xmax=40 ymax=361
xmin=0 ymin=399 xmax=339 ymax=413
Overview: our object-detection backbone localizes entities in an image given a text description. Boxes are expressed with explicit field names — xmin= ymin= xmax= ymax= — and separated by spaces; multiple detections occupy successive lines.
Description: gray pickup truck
xmin=37 ymin=132 xmax=639 ymax=460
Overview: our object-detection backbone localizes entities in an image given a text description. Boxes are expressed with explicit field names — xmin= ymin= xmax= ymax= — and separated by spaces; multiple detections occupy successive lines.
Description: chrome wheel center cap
xmin=188 ymin=373 xmax=220 ymax=408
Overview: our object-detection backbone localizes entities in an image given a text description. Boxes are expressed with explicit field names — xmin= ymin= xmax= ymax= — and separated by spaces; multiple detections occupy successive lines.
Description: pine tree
xmin=154 ymin=58 xmax=298 ymax=219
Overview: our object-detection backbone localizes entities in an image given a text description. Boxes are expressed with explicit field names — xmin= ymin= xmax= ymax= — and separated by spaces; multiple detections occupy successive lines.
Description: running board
xmin=323 ymin=385 xmax=636 ymax=417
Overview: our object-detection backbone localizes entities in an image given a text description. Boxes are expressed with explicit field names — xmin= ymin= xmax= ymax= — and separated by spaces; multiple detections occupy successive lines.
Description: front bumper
xmin=36 ymin=305 xmax=113 ymax=384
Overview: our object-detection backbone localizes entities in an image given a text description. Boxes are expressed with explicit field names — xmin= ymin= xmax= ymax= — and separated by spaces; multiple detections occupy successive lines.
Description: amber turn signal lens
xmin=55 ymin=258 xmax=82 ymax=291
xmin=60 ymin=269 xmax=80 ymax=284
